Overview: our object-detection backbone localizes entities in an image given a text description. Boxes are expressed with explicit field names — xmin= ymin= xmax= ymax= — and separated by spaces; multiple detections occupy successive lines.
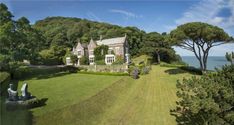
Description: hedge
xmin=0 ymin=72 xmax=11 ymax=95
xmin=78 ymin=71 xmax=129 ymax=76
xmin=12 ymin=66 xmax=78 ymax=79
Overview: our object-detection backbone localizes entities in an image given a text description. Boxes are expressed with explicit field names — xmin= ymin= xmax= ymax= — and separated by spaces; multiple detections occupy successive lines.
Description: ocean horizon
xmin=181 ymin=56 xmax=230 ymax=70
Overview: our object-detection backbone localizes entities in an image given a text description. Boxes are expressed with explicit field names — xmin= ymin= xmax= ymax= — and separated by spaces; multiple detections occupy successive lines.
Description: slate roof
xmin=96 ymin=36 xmax=126 ymax=46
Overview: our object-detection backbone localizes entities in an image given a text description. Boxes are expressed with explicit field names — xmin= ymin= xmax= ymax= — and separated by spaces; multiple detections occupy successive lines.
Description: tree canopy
xmin=140 ymin=32 xmax=181 ymax=63
xmin=172 ymin=64 xmax=234 ymax=125
xmin=0 ymin=3 xmax=182 ymax=67
xmin=170 ymin=22 xmax=232 ymax=71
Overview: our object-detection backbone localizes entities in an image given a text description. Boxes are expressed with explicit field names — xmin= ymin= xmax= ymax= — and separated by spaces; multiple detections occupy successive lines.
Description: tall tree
xmin=141 ymin=32 xmax=178 ymax=63
xmin=0 ymin=3 xmax=16 ymax=55
xmin=170 ymin=22 xmax=231 ymax=71
xmin=16 ymin=17 xmax=45 ymax=61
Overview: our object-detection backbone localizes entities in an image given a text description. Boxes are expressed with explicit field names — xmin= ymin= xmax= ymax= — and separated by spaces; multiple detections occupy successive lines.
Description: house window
xmin=105 ymin=55 xmax=115 ymax=64
xmin=89 ymin=57 xmax=94 ymax=64
xmin=107 ymin=56 xmax=115 ymax=63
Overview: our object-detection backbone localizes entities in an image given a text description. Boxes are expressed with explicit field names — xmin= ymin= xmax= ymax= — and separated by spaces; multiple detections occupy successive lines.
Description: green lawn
xmin=18 ymin=73 xmax=124 ymax=116
xmin=30 ymin=65 xmax=195 ymax=125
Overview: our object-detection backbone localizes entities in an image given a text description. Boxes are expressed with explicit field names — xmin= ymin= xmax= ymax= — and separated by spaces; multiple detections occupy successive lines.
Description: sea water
xmin=181 ymin=56 xmax=230 ymax=70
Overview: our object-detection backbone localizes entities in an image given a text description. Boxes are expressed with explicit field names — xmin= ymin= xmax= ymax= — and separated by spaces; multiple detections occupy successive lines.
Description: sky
xmin=1 ymin=0 xmax=234 ymax=56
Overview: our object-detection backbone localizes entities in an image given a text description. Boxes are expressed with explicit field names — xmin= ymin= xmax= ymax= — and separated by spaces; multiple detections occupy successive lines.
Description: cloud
xmin=86 ymin=12 xmax=101 ymax=22
xmin=175 ymin=0 xmax=234 ymax=35
xmin=110 ymin=9 xmax=142 ymax=18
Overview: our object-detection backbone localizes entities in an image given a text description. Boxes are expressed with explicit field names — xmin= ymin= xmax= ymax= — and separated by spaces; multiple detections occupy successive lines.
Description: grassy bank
xmin=31 ymin=65 xmax=195 ymax=125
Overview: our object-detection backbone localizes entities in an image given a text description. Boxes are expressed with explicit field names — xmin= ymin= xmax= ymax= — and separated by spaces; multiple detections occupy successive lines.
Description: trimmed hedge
xmin=78 ymin=71 xmax=128 ymax=76
xmin=0 ymin=72 xmax=11 ymax=95
xmin=12 ymin=66 xmax=78 ymax=79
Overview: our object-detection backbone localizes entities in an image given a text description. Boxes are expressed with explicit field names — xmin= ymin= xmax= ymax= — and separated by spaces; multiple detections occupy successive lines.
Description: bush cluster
xmin=128 ymin=60 xmax=151 ymax=79
xmin=173 ymin=64 xmax=234 ymax=124
xmin=12 ymin=66 xmax=78 ymax=79
xmin=112 ymin=55 xmax=124 ymax=65
xmin=80 ymin=56 xmax=89 ymax=65
xmin=95 ymin=60 xmax=106 ymax=65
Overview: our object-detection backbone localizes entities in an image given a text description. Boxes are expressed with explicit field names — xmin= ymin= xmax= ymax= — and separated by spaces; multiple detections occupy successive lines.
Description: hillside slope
xmin=34 ymin=65 xmax=194 ymax=125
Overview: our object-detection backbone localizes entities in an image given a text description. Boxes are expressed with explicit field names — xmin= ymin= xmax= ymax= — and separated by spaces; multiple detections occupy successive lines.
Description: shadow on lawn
xmin=19 ymin=72 xmax=72 ymax=81
xmin=1 ymin=96 xmax=34 ymax=125
xmin=34 ymin=72 xmax=71 ymax=80
xmin=165 ymin=67 xmax=202 ymax=75
xmin=165 ymin=68 xmax=188 ymax=75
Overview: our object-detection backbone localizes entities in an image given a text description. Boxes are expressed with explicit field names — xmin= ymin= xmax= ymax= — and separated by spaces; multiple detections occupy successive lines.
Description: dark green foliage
xmin=172 ymin=64 xmax=234 ymax=125
xmin=80 ymin=56 xmax=89 ymax=65
xmin=112 ymin=55 xmax=124 ymax=65
xmin=0 ymin=72 xmax=10 ymax=95
xmin=39 ymin=45 xmax=67 ymax=65
xmin=70 ymin=54 xmax=78 ymax=65
xmin=94 ymin=45 xmax=109 ymax=61
xmin=0 ymin=4 xmax=45 ymax=62
xmin=140 ymin=32 xmax=181 ymax=64
xmin=78 ymin=71 xmax=128 ymax=76
xmin=34 ymin=17 xmax=145 ymax=56
xmin=12 ymin=66 xmax=78 ymax=79
xmin=95 ymin=60 xmax=106 ymax=65
xmin=0 ymin=54 xmax=11 ymax=71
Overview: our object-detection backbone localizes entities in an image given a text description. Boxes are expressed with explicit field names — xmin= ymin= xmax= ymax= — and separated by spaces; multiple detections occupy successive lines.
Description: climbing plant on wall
xmin=94 ymin=45 xmax=109 ymax=61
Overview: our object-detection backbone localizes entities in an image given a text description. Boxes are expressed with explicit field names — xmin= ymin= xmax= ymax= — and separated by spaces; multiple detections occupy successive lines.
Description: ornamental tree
xmin=170 ymin=22 xmax=232 ymax=71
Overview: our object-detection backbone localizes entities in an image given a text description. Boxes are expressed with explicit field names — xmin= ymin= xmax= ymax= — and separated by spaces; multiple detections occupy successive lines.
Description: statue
xmin=7 ymin=84 xmax=18 ymax=101
xmin=20 ymin=83 xmax=31 ymax=100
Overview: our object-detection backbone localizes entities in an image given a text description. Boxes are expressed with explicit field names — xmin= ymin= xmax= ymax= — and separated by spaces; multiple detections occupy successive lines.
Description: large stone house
xmin=68 ymin=34 xmax=130 ymax=65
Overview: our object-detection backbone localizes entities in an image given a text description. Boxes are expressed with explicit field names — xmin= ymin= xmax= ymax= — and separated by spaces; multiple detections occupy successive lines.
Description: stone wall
xmin=78 ymin=64 xmax=128 ymax=73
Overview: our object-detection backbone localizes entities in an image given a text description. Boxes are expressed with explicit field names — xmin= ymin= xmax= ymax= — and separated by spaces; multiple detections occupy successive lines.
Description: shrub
xmin=39 ymin=45 xmax=67 ymax=65
xmin=94 ymin=45 xmax=109 ymax=61
xmin=172 ymin=64 xmax=234 ymax=125
xmin=12 ymin=66 xmax=78 ymax=79
xmin=112 ymin=55 xmax=124 ymax=65
xmin=141 ymin=66 xmax=150 ymax=75
xmin=13 ymin=66 xmax=32 ymax=79
xmin=95 ymin=60 xmax=105 ymax=65
xmin=78 ymin=71 xmax=128 ymax=76
xmin=0 ymin=54 xmax=11 ymax=71
xmin=80 ymin=56 xmax=89 ymax=65
xmin=131 ymin=68 xmax=139 ymax=79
